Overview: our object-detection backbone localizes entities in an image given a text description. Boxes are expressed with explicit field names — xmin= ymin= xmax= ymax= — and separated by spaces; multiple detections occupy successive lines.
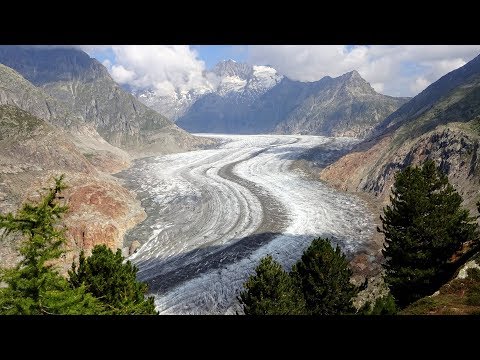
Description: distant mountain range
xmin=134 ymin=59 xmax=409 ymax=138
xmin=133 ymin=59 xmax=283 ymax=124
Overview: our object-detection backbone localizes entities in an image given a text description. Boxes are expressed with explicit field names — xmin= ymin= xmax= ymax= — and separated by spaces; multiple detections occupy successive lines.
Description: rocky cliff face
xmin=0 ymin=105 xmax=145 ymax=272
xmin=320 ymin=54 xmax=480 ymax=213
xmin=0 ymin=46 xmax=209 ymax=154
xmin=174 ymin=65 xmax=407 ymax=137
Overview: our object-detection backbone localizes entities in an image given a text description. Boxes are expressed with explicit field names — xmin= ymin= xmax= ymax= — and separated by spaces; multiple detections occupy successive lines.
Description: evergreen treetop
xmin=292 ymin=237 xmax=358 ymax=315
xmin=239 ymin=255 xmax=305 ymax=315
xmin=0 ymin=175 xmax=104 ymax=314
xmin=380 ymin=160 xmax=479 ymax=307
xmin=69 ymin=245 xmax=158 ymax=315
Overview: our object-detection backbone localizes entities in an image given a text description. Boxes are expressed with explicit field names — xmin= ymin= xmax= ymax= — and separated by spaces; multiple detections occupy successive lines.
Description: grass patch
xmin=401 ymin=264 xmax=480 ymax=315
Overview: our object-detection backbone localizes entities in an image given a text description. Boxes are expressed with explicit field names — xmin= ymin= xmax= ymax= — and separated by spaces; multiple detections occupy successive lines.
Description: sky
xmin=82 ymin=45 xmax=480 ymax=97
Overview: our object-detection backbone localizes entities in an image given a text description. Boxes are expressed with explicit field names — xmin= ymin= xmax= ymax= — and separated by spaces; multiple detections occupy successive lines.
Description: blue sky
xmin=83 ymin=45 xmax=480 ymax=97
xmin=89 ymin=47 xmax=115 ymax=64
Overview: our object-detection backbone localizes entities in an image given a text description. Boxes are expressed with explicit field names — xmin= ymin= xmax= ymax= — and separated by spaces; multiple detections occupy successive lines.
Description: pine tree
xmin=380 ymin=160 xmax=479 ymax=307
xmin=291 ymin=237 xmax=358 ymax=315
xmin=358 ymin=293 xmax=397 ymax=315
xmin=239 ymin=255 xmax=306 ymax=315
xmin=69 ymin=245 xmax=158 ymax=315
xmin=0 ymin=175 xmax=104 ymax=314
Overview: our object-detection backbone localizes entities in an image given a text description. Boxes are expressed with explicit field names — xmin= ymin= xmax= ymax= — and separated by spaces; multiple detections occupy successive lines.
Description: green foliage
xmin=240 ymin=238 xmax=361 ymax=315
xmin=0 ymin=175 xmax=104 ymax=315
xmin=401 ymin=265 xmax=480 ymax=314
xmin=291 ymin=237 xmax=359 ymax=315
xmin=358 ymin=293 xmax=397 ymax=315
xmin=69 ymin=245 xmax=157 ymax=315
xmin=380 ymin=160 xmax=479 ymax=308
xmin=0 ymin=176 xmax=156 ymax=315
xmin=239 ymin=255 xmax=305 ymax=315
xmin=465 ymin=268 xmax=480 ymax=306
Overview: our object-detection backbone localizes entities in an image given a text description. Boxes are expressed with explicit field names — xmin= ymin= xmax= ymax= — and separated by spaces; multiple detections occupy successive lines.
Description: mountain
xmin=169 ymin=64 xmax=407 ymax=137
xmin=0 ymin=47 xmax=216 ymax=274
xmin=135 ymin=60 xmax=283 ymax=131
xmin=315 ymin=54 xmax=480 ymax=314
xmin=0 ymin=104 xmax=145 ymax=272
xmin=134 ymin=87 xmax=211 ymax=123
xmin=320 ymin=53 xmax=480 ymax=212
xmin=212 ymin=60 xmax=283 ymax=99
xmin=136 ymin=59 xmax=282 ymax=124
xmin=0 ymin=63 xmax=130 ymax=172
xmin=0 ymin=104 xmax=93 ymax=176
xmin=273 ymin=71 xmax=409 ymax=138
xmin=374 ymin=54 xmax=480 ymax=135
xmin=0 ymin=46 xmax=207 ymax=155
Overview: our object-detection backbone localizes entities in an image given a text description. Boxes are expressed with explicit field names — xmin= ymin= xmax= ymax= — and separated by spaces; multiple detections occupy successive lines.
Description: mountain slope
xmin=320 ymin=54 xmax=480 ymax=212
xmin=374 ymin=54 xmax=480 ymax=135
xmin=0 ymin=105 xmax=145 ymax=272
xmin=0 ymin=46 xmax=207 ymax=155
xmin=0 ymin=104 xmax=93 ymax=175
xmin=175 ymin=66 xmax=407 ymax=137
xmin=0 ymin=63 xmax=130 ymax=172
xmin=274 ymin=71 xmax=409 ymax=138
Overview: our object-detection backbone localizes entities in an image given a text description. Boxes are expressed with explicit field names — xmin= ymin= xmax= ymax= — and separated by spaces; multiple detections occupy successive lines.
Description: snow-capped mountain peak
xmin=134 ymin=60 xmax=283 ymax=120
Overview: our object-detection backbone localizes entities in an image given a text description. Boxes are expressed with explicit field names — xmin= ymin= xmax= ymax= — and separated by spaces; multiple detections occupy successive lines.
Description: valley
xmin=116 ymin=134 xmax=376 ymax=314
xmin=1 ymin=45 xmax=480 ymax=316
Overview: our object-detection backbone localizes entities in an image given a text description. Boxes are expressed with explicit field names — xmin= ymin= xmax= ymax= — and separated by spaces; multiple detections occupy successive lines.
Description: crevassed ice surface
xmin=116 ymin=134 xmax=374 ymax=314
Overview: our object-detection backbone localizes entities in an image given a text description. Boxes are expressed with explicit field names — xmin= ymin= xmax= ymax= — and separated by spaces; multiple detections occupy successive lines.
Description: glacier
xmin=116 ymin=134 xmax=375 ymax=314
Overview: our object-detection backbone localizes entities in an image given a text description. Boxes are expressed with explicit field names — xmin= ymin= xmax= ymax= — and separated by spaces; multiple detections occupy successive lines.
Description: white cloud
xmin=371 ymin=83 xmax=384 ymax=93
xmin=410 ymin=77 xmax=432 ymax=94
xmin=110 ymin=65 xmax=136 ymax=84
xmin=247 ymin=45 xmax=480 ymax=96
xmin=84 ymin=45 xmax=212 ymax=96
xmin=425 ymin=58 xmax=467 ymax=80
xmin=102 ymin=59 xmax=112 ymax=68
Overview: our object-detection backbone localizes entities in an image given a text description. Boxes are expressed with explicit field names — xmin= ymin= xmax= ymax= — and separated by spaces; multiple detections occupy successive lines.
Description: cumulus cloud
xmin=102 ymin=59 xmax=112 ymax=68
xmin=84 ymin=45 xmax=212 ymax=96
xmin=411 ymin=77 xmax=432 ymax=94
xmin=247 ymin=45 xmax=480 ymax=96
xmin=406 ymin=58 xmax=467 ymax=94
xmin=110 ymin=65 xmax=136 ymax=84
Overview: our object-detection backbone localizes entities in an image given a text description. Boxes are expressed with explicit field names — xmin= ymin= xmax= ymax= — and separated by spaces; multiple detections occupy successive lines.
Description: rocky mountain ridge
xmin=135 ymin=59 xmax=283 ymax=122
xmin=140 ymin=60 xmax=408 ymax=138
xmin=0 ymin=46 xmax=210 ymax=156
